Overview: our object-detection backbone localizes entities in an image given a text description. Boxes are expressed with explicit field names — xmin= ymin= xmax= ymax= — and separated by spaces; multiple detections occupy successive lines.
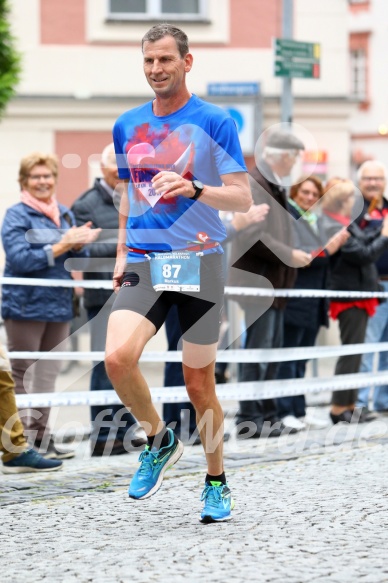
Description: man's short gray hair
xmin=263 ymin=146 xmax=298 ymax=162
xmin=357 ymin=159 xmax=387 ymax=182
xmin=141 ymin=24 xmax=189 ymax=58
xmin=263 ymin=147 xmax=284 ymax=163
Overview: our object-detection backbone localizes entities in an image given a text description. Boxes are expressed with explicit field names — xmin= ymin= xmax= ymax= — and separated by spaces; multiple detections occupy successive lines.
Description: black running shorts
xmin=111 ymin=252 xmax=224 ymax=345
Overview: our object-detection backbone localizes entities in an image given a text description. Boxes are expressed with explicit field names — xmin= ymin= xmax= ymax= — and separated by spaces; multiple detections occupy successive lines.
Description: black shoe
xmin=330 ymin=410 xmax=355 ymax=424
xmin=264 ymin=421 xmax=298 ymax=437
xmin=91 ymin=435 xmax=147 ymax=456
xmin=91 ymin=439 xmax=130 ymax=457
xmin=236 ymin=423 xmax=260 ymax=439
xmin=35 ymin=437 xmax=75 ymax=460
xmin=236 ymin=421 xmax=297 ymax=439
xmin=356 ymin=407 xmax=378 ymax=422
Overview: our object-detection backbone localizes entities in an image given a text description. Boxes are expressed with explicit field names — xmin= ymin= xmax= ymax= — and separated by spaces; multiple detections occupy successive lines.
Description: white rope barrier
xmin=225 ymin=287 xmax=388 ymax=299
xmin=14 ymin=371 xmax=388 ymax=408
xmin=1 ymin=276 xmax=388 ymax=298
xmin=0 ymin=277 xmax=110 ymax=289
xmin=6 ymin=342 xmax=388 ymax=363
xmin=3 ymin=276 xmax=388 ymax=406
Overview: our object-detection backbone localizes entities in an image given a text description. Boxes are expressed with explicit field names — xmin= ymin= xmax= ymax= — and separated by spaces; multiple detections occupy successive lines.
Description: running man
xmin=105 ymin=24 xmax=251 ymax=523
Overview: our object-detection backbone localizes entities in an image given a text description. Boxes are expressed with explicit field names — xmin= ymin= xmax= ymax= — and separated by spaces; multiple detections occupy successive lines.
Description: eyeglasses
xmin=299 ymin=188 xmax=320 ymax=197
xmin=28 ymin=174 xmax=54 ymax=181
xmin=360 ymin=176 xmax=385 ymax=182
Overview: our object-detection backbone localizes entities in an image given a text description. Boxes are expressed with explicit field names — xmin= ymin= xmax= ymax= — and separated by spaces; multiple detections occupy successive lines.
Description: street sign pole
xmin=281 ymin=0 xmax=293 ymax=125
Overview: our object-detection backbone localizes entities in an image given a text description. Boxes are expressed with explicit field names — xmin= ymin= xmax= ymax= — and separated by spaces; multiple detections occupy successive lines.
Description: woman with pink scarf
xmin=1 ymin=152 xmax=100 ymax=459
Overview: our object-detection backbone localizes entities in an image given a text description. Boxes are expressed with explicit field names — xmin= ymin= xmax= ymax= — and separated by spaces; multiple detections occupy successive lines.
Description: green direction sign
xmin=274 ymin=38 xmax=321 ymax=79
xmin=275 ymin=38 xmax=321 ymax=60
xmin=274 ymin=59 xmax=320 ymax=79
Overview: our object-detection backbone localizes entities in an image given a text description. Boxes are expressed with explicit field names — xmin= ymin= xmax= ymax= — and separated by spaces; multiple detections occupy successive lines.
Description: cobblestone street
xmin=1 ymin=415 xmax=388 ymax=583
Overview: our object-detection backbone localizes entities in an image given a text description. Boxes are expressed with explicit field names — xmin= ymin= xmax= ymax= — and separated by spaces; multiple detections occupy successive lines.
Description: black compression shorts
xmin=111 ymin=252 xmax=224 ymax=345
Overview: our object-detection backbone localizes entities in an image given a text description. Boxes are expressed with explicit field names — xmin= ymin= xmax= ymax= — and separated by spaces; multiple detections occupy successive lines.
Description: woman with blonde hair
xmin=1 ymin=152 xmax=100 ymax=458
xmin=276 ymin=175 xmax=348 ymax=430
xmin=321 ymin=178 xmax=388 ymax=423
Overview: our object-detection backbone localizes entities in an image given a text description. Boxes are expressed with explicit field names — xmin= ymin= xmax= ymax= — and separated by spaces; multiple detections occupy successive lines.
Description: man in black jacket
xmin=229 ymin=130 xmax=311 ymax=438
xmin=356 ymin=160 xmax=388 ymax=413
xmin=72 ymin=143 xmax=146 ymax=456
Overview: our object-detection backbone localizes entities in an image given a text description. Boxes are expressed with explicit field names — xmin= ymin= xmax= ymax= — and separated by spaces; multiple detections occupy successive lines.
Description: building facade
xmin=0 ymin=0 xmax=353 ymax=223
xmin=348 ymin=0 xmax=388 ymax=169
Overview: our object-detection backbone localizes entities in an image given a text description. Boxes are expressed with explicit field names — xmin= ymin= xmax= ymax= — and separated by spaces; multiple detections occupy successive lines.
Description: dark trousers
xmin=237 ymin=307 xmax=283 ymax=424
xmin=332 ymin=307 xmax=369 ymax=407
xmin=163 ymin=306 xmax=196 ymax=435
xmin=277 ymin=324 xmax=319 ymax=418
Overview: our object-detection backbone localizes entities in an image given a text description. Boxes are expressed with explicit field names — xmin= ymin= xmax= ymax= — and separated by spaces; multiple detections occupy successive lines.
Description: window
xmin=108 ymin=0 xmax=207 ymax=21
xmin=350 ymin=49 xmax=367 ymax=100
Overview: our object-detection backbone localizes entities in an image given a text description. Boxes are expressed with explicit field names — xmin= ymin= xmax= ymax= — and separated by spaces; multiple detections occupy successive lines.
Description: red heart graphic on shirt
xmin=127 ymin=141 xmax=193 ymax=208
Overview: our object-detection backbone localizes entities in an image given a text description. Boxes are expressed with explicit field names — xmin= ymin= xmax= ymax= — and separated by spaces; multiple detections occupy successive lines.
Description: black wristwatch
xmin=191 ymin=179 xmax=204 ymax=200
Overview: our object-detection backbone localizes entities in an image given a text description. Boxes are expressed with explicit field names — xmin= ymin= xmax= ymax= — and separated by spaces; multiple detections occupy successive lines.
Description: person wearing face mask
xmin=356 ymin=161 xmax=388 ymax=415
xmin=1 ymin=152 xmax=100 ymax=459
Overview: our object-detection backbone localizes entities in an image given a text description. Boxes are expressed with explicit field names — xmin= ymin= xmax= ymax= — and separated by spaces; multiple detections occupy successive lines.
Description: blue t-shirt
xmin=113 ymin=94 xmax=247 ymax=262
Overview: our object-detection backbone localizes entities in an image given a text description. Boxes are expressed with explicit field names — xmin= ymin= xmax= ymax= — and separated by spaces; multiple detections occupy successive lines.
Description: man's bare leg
xmin=182 ymin=341 xmax=224 ymax=475
xmin=105 ymin=310 xmax=162 ymax=436
xmin=106 ymin=309 xmax=184 ymax=499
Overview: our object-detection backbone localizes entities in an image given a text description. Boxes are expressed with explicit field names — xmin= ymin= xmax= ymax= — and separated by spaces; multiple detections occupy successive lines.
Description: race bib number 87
xmin=149 ymin=251 xmax=200 ymax=292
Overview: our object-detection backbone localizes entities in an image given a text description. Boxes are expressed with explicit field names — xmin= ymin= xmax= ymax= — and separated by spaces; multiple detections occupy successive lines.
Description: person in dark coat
xmin=164 ymin=204 xmax=269 ymax=444
xmin=72 ymin=143 xmax=146 ymax=456
xmin=276 ymin=176 xmax=349 ymax=430
xmin=356 ymin=161 xmax=388 ymax=413
xmin=228 ymin=130 xmax=312 ymax=438
xmin=1 ymin=152 xmax=99 ymax=459
xmin=320 ymin=178 xmax=388 ymax=424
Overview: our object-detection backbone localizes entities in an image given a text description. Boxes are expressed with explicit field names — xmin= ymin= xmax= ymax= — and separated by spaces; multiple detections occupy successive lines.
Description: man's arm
xmin=113 ymin=180 xmax=129 ymax=293
xmin=152 ymin=170 xmax=252 ymax=213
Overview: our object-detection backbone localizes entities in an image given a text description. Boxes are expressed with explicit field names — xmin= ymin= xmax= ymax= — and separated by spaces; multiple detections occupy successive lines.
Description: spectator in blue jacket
xmin=1 ymin=152 xmax=100 ymax=460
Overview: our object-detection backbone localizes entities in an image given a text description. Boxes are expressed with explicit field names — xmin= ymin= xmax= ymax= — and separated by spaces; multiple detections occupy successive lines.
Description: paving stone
xmin=1 ymin=419 xmax=388 ymax=581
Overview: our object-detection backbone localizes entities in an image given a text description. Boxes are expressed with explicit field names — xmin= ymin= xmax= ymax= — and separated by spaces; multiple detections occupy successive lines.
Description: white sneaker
xmin=303 ymin=415 xmax=329 ymax=429
xmin=281 ymin=415 xmax=306 ymax=431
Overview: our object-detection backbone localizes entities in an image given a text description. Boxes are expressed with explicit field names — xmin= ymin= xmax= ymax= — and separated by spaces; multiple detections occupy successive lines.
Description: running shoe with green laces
xmin=200 ymin=481 xmax=234 ymax=523
xmin=128 ymin=428 xmax=184 ymax=500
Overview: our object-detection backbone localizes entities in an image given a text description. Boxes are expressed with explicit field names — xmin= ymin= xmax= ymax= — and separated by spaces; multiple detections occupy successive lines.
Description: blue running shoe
xmin=128 ymin=428 xmax=184 ymax=500
xmin=200 ymin=481 xmax=234 ymax=523
xmin=2 ymin=449 xmax=63 ymax=474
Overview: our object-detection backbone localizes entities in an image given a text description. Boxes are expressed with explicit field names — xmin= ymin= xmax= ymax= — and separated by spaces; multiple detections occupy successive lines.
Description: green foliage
xmin=0 ymin=0 xmax=21 ymax=117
